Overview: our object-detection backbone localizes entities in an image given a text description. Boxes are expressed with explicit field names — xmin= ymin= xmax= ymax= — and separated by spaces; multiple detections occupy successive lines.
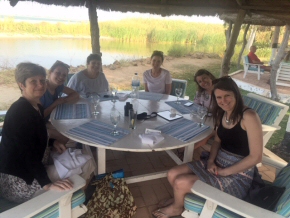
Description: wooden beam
xmin=241 ymin=5 xmax=290 ymax=12
xmin=270 ymin=27 xmax=280 ymax=63
xmin=221 ymin=9 xmax=246 ymax=76
xmin=235 ymin=0 xmax=246 ymax=7
xmin=88 ymin=0 xmax=101 ymax=55
xmin=270 ymin=25 xmax=290 ymax=101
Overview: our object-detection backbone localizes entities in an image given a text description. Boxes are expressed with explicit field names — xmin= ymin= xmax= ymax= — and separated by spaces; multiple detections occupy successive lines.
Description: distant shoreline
xmin=0 ymin=33 xmax=114 ymax=40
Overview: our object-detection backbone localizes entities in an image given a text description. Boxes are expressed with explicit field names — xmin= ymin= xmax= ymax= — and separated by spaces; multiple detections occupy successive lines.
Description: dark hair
xmin=211 ymin=76 xmax=244 ymax=127
xmin=151 ymin=50 xmax=164 ymax=62
xmin=15 ymin=62 xmax=46 ymax=85
xmin=49 ymin=60 xmax=69 ymax=74
xmin=194 ymin=69 xmax=216 ymax=93
xmin=86 ymin=54 xmax=102 ymax=65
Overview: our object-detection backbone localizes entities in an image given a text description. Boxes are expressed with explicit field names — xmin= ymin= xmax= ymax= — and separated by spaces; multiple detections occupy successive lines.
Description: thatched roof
xmin=8 ymin=0 xmax=290 ymax=26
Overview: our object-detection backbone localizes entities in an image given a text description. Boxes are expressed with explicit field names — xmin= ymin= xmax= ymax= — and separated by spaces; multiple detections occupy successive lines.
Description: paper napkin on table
xmin=116 ymin=93 xmax=129 ymax=101
xmin=139 ymin=132 xmax=164 ymax=145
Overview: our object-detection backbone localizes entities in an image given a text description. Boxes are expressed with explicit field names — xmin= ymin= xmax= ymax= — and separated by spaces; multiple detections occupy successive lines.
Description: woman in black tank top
xmin=152 ymin=76 xmax=263 ymax=218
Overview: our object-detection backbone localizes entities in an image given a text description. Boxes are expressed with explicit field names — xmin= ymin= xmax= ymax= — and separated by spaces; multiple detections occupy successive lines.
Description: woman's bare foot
xmin=157 ymin=198 xmax=174 ymax=208
xmin=152 ymin=204 xmax=183 ymax=218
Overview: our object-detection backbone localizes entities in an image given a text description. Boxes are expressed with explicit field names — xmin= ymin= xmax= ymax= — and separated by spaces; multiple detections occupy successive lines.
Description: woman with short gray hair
xmin=0 ymin=62 xmax=73 ymax=203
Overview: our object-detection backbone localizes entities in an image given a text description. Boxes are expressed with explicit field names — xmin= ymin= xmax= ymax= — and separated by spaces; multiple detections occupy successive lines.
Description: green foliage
xmin=167 ymin=44 xmax=191 ymax=57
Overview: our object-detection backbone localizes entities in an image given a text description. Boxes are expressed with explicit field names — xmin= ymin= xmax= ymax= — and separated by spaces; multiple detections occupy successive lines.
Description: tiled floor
xmin=103 ymin=146 xmax=276 ymax=218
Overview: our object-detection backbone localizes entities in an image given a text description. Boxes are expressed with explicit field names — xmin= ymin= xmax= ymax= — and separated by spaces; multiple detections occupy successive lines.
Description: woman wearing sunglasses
xmin=152 ymin=77 xmax=263 ymax=218
xmin=40 ymin=61 xmax=79 ymax=152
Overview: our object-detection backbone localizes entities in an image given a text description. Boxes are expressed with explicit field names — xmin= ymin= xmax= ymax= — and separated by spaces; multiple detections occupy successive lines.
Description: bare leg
xmin=153 ymin=174 xmax=199 ymax=217
xmin=167 ymin=163 xmax=192 ymax=186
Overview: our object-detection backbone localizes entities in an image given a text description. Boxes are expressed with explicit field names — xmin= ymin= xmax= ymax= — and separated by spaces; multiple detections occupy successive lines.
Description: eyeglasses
xmin=212 ymin=76 xmax=232 ymax=85
xmin=54 ymin=60 xmax=70 ymax=69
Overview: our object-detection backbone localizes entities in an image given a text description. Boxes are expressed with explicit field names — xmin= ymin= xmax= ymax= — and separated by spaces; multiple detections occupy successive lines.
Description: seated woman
xmin=152 ymin=76 xmax=263 ymax=218
xmin=177 ymin=69 xmax=216 ymax=159
xmin=67 ymin=54 xmax=109 ymax=97
xmin=194 ymin=69 xmax=216 ymax=110
xmin=40 ymin=60 xmax=79 ymax=148
xmin=143 ymin=50 xmax=172 ymax=94
xmin=193 ymin=69 xmax=216 ymax=148
xmin=0 ymin=62 xmax=72 ymax=203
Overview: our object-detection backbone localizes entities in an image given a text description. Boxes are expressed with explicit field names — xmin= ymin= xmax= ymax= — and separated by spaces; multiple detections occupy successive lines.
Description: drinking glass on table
xmin=110 ymin=106 xmax=121 ymax=136
xmin=175 ymin=88 xmax=183 ymax=104
xmin=111 ymin=86 xmax=118 ymax=103
xmin=197 ymin=106 xmax=208 ymax=127
xmin=90 ymin=93 xmax=100 ymax=116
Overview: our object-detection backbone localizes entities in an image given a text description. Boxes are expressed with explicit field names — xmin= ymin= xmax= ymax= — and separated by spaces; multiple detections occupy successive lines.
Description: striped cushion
xmin=243 ymin=96 xmax=282 ymax=125
xmin=248 ymin=66 xmax=265 ymax=72
xmin=184 ymin=193 xmax=242 ymax=218
xmin=273 ymin=163 xmax=290 ymax=217
xmin=32 ymin=189 xmax=85 ymax=218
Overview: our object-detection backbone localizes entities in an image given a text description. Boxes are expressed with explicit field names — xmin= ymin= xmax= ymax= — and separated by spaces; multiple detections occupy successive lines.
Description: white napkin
xmin=139 ymin=132 xmax=164 ymax=145
xmin=51 ymin=148 xmax=92 ymax=179
xmin=116 ymin=93 xmax=129 ymax=101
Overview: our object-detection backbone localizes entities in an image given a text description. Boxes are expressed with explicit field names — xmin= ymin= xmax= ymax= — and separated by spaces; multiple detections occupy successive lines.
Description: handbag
xmin=85 ymin=172 xmax=137 ymax=218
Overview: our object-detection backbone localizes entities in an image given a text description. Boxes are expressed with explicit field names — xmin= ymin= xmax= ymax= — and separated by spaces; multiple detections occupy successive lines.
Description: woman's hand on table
xmin=53 ymin=140 xmax=67 ymax=154
xmin=43 ymin=179 xmax=73 ymax=191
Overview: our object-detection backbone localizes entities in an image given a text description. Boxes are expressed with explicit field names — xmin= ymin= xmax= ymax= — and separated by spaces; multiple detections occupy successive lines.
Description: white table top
xmin=51 ymin=94 xmax=213 ymax=152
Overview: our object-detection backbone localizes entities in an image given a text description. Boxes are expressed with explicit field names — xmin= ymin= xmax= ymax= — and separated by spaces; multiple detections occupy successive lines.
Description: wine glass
xmin=110 ymin=106 xmax=121 ymax=136
xmin=111 ymin=86 xmax=118 ymax=102
xmin=175 ymin=88 xmax=183 ymax=104
xmin=197 ymin=106 xmax=208 ymax=127
xmin=90 ymin=93 xmax=100 ymax=116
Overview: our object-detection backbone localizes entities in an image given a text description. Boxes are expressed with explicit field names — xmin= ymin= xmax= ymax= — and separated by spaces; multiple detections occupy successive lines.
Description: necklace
xmin=224 ymin=112 xmax=232 ymax=125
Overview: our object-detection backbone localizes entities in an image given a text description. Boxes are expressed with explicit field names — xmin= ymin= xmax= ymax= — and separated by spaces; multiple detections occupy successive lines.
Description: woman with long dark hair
xmin=152 ymin=76 xmax=263 ymax=218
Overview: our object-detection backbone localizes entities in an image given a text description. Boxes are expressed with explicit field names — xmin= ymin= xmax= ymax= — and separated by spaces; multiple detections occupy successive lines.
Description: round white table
xmin=51 ymin=93 xmax=213 ymax=183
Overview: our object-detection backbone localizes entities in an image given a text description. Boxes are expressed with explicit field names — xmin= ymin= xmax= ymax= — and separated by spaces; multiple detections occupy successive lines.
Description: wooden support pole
xmin=270 ymin=25 xmax=289 ymax=101
xmin=238 ymin=23 xmax=250 ymax=67
xmin=221 ymin=10 xmax=246 ymax=77
xmin=88 ymin=0 xmax=101 ymax=55
xmin=270 ymin=26 xmax=280 ymax=64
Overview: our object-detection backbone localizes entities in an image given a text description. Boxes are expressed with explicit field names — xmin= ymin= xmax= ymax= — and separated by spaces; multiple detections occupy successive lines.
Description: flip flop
xmin=152 ymin=209 xmax=170 ymax=218
xmin=157 ymin=198 xmax=174 ymax=208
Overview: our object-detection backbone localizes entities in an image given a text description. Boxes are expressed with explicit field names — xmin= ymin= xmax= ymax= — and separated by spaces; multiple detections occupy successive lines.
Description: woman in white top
xmin=67 ymin=54 xmax=109 ymax=97
xmin=143 ymin=50 xmax=172 ymax=94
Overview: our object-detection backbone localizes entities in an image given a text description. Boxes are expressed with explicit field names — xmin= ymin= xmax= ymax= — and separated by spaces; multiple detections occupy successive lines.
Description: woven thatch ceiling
xmin=8 ymin=0 xmax=290 ymax=26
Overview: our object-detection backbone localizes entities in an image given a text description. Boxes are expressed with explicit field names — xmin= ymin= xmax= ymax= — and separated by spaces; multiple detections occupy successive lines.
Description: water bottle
xmin=131 ymin=73 xmax=140 ymax=99
xmin=132 ymin=73 xmax=140 ymax=89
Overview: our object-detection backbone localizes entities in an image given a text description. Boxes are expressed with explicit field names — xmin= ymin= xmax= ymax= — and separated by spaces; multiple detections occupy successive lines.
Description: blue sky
xmin=0 ymin=0 xmax=223 ymax=23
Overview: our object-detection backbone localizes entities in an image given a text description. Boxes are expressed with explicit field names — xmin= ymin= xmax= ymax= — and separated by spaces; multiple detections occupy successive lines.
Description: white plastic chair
xmin=182 ymin=156 xmax=288 ymax=218
xmin=0 ymin=174 xmax=87 ymax=218
xmin=243 ymin=55 xmax=265 ymax=80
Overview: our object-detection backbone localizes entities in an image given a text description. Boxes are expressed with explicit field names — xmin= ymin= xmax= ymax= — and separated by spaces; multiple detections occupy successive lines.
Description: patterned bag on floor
xmin=85 ymin=174 xmax=137 ymax=218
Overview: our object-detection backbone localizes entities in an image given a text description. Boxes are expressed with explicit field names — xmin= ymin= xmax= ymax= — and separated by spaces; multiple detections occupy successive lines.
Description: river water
xmin=0 ymin=38 xmax=180 ymax=69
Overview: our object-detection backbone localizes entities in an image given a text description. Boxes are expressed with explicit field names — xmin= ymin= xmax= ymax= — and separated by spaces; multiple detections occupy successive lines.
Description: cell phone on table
xmin=184 ymin=102 xmax=193 ymax=107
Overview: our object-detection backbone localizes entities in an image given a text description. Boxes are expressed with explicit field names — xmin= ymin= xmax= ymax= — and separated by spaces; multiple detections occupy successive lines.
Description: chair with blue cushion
xmin=170 ymin=79 xmax=187 ymax=98
xmin=0 ymin=174 xmax=87 ymax=218
xmin=243 ymin=55 xmax=265 ymax=80
xmin=243 ymin=93 xmax=289 ymax=147
xmin=182 ymin=156 xmax=289 ymax=218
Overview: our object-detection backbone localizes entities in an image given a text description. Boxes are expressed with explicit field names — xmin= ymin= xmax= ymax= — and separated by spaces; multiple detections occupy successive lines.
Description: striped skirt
xmin=188 ymin=149 xmax=254 ymax=199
